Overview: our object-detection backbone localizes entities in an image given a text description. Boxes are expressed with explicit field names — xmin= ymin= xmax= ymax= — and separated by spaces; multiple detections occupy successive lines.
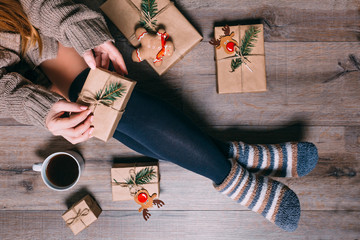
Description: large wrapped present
xmin=212 ymin=24 xmax=266 ymax=93
xmin=101 ymin=0 xmax=203 ymax=75
xmin=111 ymin=162 xmax=160 ymax=201
xmin=76 ymin=68 xmax=136 ymax=141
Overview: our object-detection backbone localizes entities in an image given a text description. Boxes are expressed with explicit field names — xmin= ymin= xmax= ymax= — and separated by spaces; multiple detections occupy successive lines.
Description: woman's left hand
xmin=83 ymin=41 xmax=128 ymax=75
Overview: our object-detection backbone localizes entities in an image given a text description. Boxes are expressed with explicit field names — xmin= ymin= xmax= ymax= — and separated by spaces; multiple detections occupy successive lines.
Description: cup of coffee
xmin=32 ymin=151 xmax=84 ymax=191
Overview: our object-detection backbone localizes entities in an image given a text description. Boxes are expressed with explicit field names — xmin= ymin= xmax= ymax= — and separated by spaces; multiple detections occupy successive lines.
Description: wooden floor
xmin=1 ymin=0 xmax=360 ymax=239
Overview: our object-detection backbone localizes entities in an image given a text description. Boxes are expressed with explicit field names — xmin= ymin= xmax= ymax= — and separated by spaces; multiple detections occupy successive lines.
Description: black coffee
xmin=45 ymin=154 xmax=79 ymax=187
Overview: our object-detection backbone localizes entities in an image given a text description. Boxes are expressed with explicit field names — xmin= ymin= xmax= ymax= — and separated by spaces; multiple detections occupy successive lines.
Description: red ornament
xmin=138 ymin=192 xmax=148 ymax=203
xmin=226 ymin=42 xmax=235 ymax=52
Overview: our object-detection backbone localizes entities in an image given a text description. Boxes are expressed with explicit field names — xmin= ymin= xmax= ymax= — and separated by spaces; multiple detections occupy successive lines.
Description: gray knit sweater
xmin=0 ymin=0 xmax=114 ymax=127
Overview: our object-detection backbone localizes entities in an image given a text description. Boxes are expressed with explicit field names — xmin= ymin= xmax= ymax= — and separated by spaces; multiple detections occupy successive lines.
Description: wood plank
xmin=0 ymin=126 xmax=358 ymax=211
xmin=86 ymin=0 xmax=360 ymax=42
xmin=0 ymin=210 xmax=359 ymax=240
xmin=179 ymin=42 xmax=360 ymax=126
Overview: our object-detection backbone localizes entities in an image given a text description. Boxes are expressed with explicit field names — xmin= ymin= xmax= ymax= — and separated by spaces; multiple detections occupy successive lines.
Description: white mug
xmin=32 ymin=151 xmax=84 ymax=191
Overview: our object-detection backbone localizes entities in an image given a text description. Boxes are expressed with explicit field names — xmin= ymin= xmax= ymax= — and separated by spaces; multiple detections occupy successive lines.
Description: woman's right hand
xmin=46 ymin=100 xmax=94 ymax=144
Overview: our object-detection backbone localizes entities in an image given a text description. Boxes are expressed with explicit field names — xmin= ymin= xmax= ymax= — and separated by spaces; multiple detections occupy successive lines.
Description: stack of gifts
xmin=211 ymin=24 xmax=267 ymax=93
xmin=62 ymin=195 xmax=102 ymax=235
xmin=101 ymin=0 xmax=203 ymax=75
xmin=76 ymin=68 xmax=136 ymax=142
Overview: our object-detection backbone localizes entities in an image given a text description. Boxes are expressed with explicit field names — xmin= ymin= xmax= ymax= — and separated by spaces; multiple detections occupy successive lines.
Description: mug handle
xmin=32 ymin=163 xmax=42 ymax=172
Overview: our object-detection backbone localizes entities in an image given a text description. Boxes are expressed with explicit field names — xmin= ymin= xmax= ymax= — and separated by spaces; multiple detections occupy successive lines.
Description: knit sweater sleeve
xmin=0 ymin=51 xmax=63 ymax=127
xmin=20 ymin=0 xmax=114 ymax=56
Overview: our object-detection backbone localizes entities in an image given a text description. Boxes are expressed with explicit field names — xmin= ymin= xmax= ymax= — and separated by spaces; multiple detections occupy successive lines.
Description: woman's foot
xmin=214 ymin=161 xmax=300 ymax=232
xmin=229 ymin=141 xmax=318 ymax=177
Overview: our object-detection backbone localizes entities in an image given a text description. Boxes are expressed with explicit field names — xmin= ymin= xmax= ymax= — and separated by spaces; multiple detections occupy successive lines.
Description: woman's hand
xmin=46 ymin=100 xmax=94 ymax=144
xmin=83 ymin=41 xmax=128 ymax=75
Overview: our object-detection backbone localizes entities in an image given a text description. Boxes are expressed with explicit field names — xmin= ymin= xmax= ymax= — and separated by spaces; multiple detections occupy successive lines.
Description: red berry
xmin=138 ymin=193 xmax=148 ymax=203
xmin=226 ymin=42 xmax=235 ymax=52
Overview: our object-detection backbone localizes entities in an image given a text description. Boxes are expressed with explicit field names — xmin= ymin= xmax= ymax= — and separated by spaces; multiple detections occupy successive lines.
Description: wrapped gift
xmin=76 ymin=68 xmax=136 ymax=142
xmin=111 ymin=162 xmax=160 ymax=201
xmin=101 ymin=0 xmax=203 ymax=75
xmin=62 ymin=195 xmax=102 ymax=235
xmin=212 ymin=24 xmax=266 ymax=93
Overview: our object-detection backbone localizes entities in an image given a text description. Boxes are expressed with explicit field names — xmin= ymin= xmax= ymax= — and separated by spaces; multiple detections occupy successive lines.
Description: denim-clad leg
xmin=69 ymin=68 xmax=231 ymax=184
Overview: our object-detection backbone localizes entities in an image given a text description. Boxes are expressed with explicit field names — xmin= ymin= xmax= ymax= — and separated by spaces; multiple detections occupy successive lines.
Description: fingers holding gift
xmin=53 ymin=115 xmax=93 ymax=138
xmin=54 ymin=110 xmax=92 ymax=131
xmin=51 ymin=113 xmax=94 ymax=144
xmin=62 ymin=127 xmax=94 ymax=145
xmin=83 ymin=41 xmax=128 ymax=75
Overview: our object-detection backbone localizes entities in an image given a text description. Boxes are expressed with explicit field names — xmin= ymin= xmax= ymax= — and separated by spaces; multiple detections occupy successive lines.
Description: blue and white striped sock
xmin=214 ymin=161 xmax=300 ymax=232
xmin=229 ymin=141 xmax=318 ymax=177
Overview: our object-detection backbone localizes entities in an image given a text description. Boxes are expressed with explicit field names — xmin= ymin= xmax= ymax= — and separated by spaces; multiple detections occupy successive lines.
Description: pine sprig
xmin=231 ymin=26 xmax=260 ymax=72
xmin=95 ymin=82 xmax=126 ymax=105
xmin=140 ymin=0 xmax=158 ymax=32
xmin=231 ymin=57 xmax=243 ymax=72
xmin=125 ymin=167 xmax=157 ymax=185
xmin=240 ymin=26 xmax=260 ymax=56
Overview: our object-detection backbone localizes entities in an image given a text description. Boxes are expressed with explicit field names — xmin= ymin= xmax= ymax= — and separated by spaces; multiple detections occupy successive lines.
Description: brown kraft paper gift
xmin=76 ymin=68 xmax=136 ymax=142
xmin=111 ymin=162 xmax=160 ymax=201
xmin=214 ymin=24 xmax=266 ymax=93
xmin=101 ymin=0 xmax=203 ymax=75
xmin=62 ymin=195 xmax=102 ymax=235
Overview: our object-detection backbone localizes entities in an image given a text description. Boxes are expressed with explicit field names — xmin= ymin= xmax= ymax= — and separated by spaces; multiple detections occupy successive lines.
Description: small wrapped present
xmin=111 ymin=162 xmax=160 ymax=201
xmin=100 ymin=0 xmax=203 ymax=75
xmin=76 ymin=68 xmax=136 ymax=142
xmin=211 ymin=24 xmax=266 ymax=93
xmin=62 ymin=195 xmax=102 ymax=235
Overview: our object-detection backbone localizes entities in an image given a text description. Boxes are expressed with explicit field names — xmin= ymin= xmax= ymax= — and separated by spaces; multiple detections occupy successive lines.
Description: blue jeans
xmin=69 ymin=69 xmax=231 ymax=184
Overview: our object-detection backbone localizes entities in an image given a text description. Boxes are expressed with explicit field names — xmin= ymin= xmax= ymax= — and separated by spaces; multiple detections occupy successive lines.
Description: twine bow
xmin=235 ymin=46 xmax=253 ymax=72
xmin=124 ymin=0 xmax=174 ymax=38
xmin=66 ymin=208 xmax=90 ymax=226
xmin=80 ymin=90 xmax=114 ymax=107
xmin=114 ymin=167 xmax=142 ymax=196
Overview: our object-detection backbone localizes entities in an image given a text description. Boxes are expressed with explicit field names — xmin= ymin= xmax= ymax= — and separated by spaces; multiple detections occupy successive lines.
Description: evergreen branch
xmin=140 ymin=0 xmax=158 ymax=31
xmin=231 ymin=57 xmax=242 ymax=72
xmin=125 ymin=167 xmax=157 ymax=185
xmin=141 ymin=0 xmax=158 ymax=18
xmin=231 ymin=26 xmax=260 ymax=72
xmin=95 ymin=82 xmax=126 ymax=105
xmin=240 ymin=26 xmax=260 ymax=56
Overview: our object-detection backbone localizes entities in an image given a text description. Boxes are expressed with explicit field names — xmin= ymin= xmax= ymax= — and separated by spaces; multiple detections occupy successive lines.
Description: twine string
xmin=235 ymin=46 xmax=253 ymax=72
xmin=66 ymin=208 xmax=90 ymax=226
xmin=115 ymin=167 xmax=142 ymax=196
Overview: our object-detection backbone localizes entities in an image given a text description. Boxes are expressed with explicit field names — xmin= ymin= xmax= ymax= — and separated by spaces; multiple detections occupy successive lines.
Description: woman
xmin=0 ymin=0 xmax=318 ymax=232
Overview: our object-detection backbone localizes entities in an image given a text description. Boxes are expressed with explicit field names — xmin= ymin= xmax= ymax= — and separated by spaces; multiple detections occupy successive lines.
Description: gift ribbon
xmin=66 ymin=208 xmax=90 ymax=226
xmin=154 ymin=32 xmax=170 ymax=63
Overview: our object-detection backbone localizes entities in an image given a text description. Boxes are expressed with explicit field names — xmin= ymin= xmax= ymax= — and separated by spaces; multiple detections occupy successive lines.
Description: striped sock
xmin=214 ymin=161 xmax=300 ymax=232
xmin=229 ymin=141 xmax=318 ymax=177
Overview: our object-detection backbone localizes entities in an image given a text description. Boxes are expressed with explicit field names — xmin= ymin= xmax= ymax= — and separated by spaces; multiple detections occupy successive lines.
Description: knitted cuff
xmin=24 ymin=89 xmax=63 ymax=128
xmin=65 ymin=18 xmax=115 ymax=56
